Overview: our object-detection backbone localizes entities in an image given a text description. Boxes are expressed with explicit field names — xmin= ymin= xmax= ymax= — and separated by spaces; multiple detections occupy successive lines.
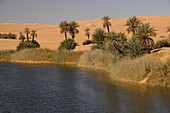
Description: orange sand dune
xmin=0 ymin=16 xmax=170 ymax=51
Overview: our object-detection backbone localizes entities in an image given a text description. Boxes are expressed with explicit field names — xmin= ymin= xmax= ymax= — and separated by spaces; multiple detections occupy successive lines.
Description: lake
xmin=0 ymin=63 xmax=170 ymax=113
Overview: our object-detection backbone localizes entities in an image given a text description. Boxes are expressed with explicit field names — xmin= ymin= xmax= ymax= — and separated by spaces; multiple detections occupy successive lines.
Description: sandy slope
xmin=0 ymin=16 xmax=170 ymax=51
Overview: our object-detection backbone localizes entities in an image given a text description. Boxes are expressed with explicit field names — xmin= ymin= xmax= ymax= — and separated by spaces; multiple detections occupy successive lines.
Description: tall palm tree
xmin=125 ymin=16 xmax=141 ymax=35
xmin=24 ymin=28 xmax=30 ymax=41
xmin=84 ymin=28 xmax=90 ymax=39
xmin=92 ymin=28 xmax=106 ymax=44
xmin=136 ymin=23 xmax=157 ymax=49
xmin=68 ymin=21 xmax=79 ymax=40
xmin=105 ymin=32 xmax=127 ymax=53
xmin=101 ymin=16 xmax=112 ymax=33
xmin=59 ymin=20 xmax=69 ymax=40
xmin=31 ymin=30 xmax=37 ymax=42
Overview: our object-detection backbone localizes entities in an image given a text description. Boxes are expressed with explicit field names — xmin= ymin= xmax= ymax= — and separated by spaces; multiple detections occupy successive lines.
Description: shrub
xmin=122 ymin=37 xmax=147 ymax=58
xmin=91 ymin=44 xmax=104 ymax=50
xmin=17 ymin=41 xmax=40 ymax=51
xmin=58 ymin=38 xmax=78 ymax=50
xmin=82 ymin=40 xmax=93 ymax=45
xmin=155 ymin=39 xmax=170 ymax=48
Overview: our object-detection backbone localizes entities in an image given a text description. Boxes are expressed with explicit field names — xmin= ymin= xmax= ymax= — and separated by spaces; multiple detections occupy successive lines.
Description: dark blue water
xmin=0 ymin=63 xmax=170 ymax=113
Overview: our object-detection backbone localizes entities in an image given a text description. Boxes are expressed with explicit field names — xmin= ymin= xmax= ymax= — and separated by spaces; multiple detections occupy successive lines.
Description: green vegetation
xmin=122 ymin=37 xmax=147 ymax=58
xmin=135 ymin=23 xmax=157 ymax=50
xmin=58 ymin=38 xmax=78 ymax=50
xmin=68 ymin=21 xmax=79 ymax=40
xmin=0 ymin=16 xmax=170 ymax=87
xmin=125 ymin=16 xmax=141 ymax=35
xmin=102 ymin=16 xmax=112 ymax=33
xmin=0 ymin=33 xmax=17 ymax=39
xmin=82 ymin=40 xmax=93 ymax=45
xmin=31 ymin=30 xmax=37 ymax=42
xmin=17 ymin=28 xmax=40 ymax=50
xmin=24 ymin=28 xmax=30 ymax=41
xmin=18 ymin=32 xmax=26 ymax=42
xmin=17 ymin=40 xmax=40 ymax=51
xmin=104 ymin=32 xmax=127 ymax=54
xmin=84 ymin=28 xmax=90 ymax=39
xmin=92 ymin=28 xmax=106 ymax=44
xmin=59 ymin=20 xmax=69 ymax=40
xmin=155 ymin=39 xmax=170 ymax=48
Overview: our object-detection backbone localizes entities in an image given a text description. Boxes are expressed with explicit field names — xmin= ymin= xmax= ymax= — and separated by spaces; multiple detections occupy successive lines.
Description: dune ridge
xmin=0 ymin=16 xmax=170 ymax=51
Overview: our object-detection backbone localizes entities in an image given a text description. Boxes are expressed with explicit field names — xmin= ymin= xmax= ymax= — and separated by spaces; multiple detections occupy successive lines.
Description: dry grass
xmin=109 ymin=53 xmax=170 ymax=87
xmin=0 ymin=50 xmax=15 ymax=61
xmin=10 ymin=48 xmax=83 ymax=64
xmin=78 ymin=50 xmax=114 ymax=70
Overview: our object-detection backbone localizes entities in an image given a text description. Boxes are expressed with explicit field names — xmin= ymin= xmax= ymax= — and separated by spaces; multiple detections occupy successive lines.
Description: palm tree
xmin=59 ymin=20 xmax=69 ymax=40
xmin=125 ymin=16 xmax=142 ymax=35
xmin=105 ymin=32 xmax=127 ymax=53
xmin=24 ymin=28 xmax=30 ymax=41
xmin=68 ymin=21 xmax=79 ymax=40
xmin=92 ymin=28 xmax=106 ymax=44
xmin=30 ymin=30 xmax=37 ymax=42
xmin=135 ymin=23 xmax=157 ymax=49
xmin=84 ymin=28 xmax=90 ymax=39
xmin=101 ymin=16 xmax=112 ymax=33
xmin=19 ymin=32 xmax=26 ymax=42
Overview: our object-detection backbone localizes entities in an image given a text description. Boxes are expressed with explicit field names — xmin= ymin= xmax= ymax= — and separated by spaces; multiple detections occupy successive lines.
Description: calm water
xmin=0 ymin=63 xmax=170 ymax=113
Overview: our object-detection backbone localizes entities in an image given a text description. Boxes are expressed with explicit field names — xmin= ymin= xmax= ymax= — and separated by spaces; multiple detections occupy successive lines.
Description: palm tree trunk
xmin=27 ymin=34 xmax=29 ymax=41
xmin=32 ymin=35 xmax=34 ymax=42
xmin=88 ymin=34 xmax=90 ymax=40
xmin=107 ymin=26 xmax=110 ymax=33
xmin=72 ymin=32 xmax=75 ymax=40
xmin=65 ymin=32 xmax=67 ymax=40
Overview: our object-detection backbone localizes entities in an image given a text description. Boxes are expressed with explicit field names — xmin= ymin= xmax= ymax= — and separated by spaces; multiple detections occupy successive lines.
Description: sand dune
xmin=0 ymin=16 xmax=170 ymax=51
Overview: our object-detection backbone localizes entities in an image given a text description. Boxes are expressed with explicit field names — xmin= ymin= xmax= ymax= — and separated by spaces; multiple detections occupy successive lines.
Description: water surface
xmin=0 ymin=63 xmax=170 ymax=113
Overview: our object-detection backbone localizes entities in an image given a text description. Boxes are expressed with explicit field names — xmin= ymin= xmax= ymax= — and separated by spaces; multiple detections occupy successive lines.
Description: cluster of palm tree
xmin=59 ymin=21 xmax=79 ymax=40
xmin=0 ymin=33 xmax=17 ymax=39
xmin=125 ymin=16 xmax=157 ymax=49
xmin=58 ymin=16 xmax=170 ymax=53
xmin=23 ymin=28 xmax=38 ymax=42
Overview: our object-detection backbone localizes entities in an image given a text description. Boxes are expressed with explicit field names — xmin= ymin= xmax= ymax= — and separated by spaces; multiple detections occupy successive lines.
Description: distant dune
xmin=0 ymin=16 xmax=170 ymax=51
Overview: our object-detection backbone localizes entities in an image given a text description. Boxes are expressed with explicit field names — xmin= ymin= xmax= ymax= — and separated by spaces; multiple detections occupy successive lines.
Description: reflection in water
xmin=0 ymin=63 xmax=169 ymax=113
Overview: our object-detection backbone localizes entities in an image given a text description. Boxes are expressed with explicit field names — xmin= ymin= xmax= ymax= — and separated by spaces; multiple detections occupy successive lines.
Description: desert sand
xmin=0 ymin=16 xmax=170 ymax=51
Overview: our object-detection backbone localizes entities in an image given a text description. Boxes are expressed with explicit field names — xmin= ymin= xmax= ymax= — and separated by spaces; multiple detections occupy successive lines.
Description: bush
xmin=91 ymin=44 xmax=104 ymax=50
xmin=58 ymin=38 xmax=78 ymax=50
xmin=82 ymin=40 xmax=93 ymax=45
xmin=123 ymin=37 xmax=147 ymax=58
xmin=155 ymin=39 xmax=170 ymax=48
xmin=17 ymin=41 xmax=40 ymax=51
